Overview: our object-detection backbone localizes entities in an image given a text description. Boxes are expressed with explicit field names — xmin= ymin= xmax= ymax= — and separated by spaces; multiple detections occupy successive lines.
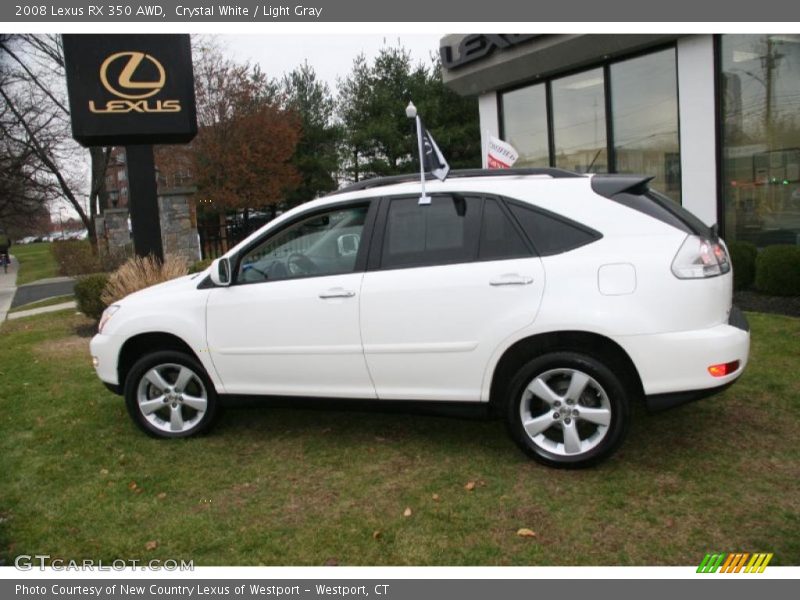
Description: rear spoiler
xmin=590 ymin=174 xmax=713 ymax=238
xmin=590 ymin=174 xmax=654 ymax=198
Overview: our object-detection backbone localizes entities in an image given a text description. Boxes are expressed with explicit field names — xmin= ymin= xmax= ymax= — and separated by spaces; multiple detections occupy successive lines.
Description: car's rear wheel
xmin=505 ymin=352 xmax=630 ymax=468
xmin=124 ymin=351 xmax=219 ymax=438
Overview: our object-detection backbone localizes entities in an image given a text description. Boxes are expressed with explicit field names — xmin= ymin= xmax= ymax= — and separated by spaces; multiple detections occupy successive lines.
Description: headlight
xmin=98 ymin=305 xmax=121 ymax=333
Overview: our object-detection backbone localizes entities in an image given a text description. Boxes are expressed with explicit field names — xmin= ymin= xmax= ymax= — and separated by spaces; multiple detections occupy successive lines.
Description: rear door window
xmin=380 ymin=195 xmax=481 ymax=269
xmin=478 ymin=198 xmax=532 ymax=260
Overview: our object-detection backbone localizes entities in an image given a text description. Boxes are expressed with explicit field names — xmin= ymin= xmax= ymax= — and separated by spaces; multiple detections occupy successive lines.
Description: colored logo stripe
xmin=697 ymin=553 xmax=773 ymax=573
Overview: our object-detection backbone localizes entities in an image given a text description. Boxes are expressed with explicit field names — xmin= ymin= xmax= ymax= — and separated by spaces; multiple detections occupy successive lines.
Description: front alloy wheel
xmin=125 ymin=351 xmax=218 ymax=438
xmin=507 ymin=352 xmax=630 ymax=468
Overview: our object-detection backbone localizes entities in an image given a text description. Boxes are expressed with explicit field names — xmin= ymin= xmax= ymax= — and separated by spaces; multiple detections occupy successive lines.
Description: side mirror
xmin=337 ymin=233 xmax=360 ymax=257
xmin=209 ymin=257 xmax=231 ymax=287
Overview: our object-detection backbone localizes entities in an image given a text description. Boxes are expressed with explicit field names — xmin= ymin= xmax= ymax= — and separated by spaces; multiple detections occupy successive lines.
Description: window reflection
xmin=611 ymin=49 xmax=681 ymax=203
xmin=722 ymin=34 xmax=800 ymax=247
xmin=500 ymin=84 xmax=549 ymax=167
xmin=552 ymin=69 xmax=607 ymax=173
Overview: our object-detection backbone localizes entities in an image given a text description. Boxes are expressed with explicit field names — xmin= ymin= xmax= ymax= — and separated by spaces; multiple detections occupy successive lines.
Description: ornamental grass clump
xmin=101 ymin=254 xmax=189 ymax=306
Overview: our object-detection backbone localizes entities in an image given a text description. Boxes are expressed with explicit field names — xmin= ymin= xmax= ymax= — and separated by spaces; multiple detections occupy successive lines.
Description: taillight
xmin=671 ymin=235 xmax=731 ymax=279
xmin=708 ymin=360 xmax=740 ymax=377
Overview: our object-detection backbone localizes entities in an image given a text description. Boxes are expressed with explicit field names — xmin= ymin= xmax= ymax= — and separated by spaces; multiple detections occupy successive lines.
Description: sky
xmin=221 ymin=34 xmax=442 ymax=89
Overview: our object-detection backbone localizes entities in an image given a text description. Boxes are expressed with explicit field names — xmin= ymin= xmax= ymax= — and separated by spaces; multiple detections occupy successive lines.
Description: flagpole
xmin=416 ymin=115 xmax=431 ymax=205
xmin=406 ymin=101 xmax=431 ymax=206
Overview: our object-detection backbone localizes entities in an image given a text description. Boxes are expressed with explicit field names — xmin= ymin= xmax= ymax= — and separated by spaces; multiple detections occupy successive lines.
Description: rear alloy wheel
xmin=506 ymin=352 xmax=630 ymax=468
xmin=124 ymin=351 xmax=219 ymax=438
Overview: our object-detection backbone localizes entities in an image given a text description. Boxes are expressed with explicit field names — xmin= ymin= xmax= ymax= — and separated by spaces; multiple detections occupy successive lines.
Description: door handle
xmin=489 ymin=275 xmax=534 ymax=286
xmin=319 ymin=288 xmax=356 ymax=299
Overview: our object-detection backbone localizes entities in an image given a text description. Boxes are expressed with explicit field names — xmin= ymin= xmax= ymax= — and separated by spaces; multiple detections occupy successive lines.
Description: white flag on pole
xmin=487 ymin=134 xmax=519 ymax=169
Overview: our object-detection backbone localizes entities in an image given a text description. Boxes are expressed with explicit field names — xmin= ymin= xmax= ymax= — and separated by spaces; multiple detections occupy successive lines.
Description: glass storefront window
xmin=500 ymin=84 xmax=549 ymax=167
xmin=611 ymin=49 xmax=681 ymax=204
xmin=722 ymin=34 xmax=800 ymax=247
xmin=498 ymin=48 xmax=680 ymax=200
xmin=552 ymin=68 xmax=607 ymax=173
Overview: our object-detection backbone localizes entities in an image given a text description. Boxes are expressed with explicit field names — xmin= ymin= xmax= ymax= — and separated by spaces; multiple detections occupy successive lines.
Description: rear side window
xmin=479 ymin=198 xmax=531 ymax=261
xmin=507 ymin=201 xmax=601 ymax=256
xmin=381 ymin=195 xmax=480 ymax=269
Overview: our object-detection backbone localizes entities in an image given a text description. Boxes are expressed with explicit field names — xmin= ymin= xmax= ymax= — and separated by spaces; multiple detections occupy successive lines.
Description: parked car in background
xmin=90 ymin=169 xmax=750 ymax=467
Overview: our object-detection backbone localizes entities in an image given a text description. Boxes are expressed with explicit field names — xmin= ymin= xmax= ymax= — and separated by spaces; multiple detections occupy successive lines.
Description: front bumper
xmin=89 ymin=333 xmax=124 ymax=388
xmin=616 ymin=306 xmax=750 ymax=403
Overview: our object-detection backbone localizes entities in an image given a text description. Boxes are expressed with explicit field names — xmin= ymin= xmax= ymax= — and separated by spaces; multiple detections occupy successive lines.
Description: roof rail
xmin=329 ymin=167 xmax=583 ymax=196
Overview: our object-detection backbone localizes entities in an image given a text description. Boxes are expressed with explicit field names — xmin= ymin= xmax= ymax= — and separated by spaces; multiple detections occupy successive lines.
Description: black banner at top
xmin=3 ymin=0 xmax=800 ymax=22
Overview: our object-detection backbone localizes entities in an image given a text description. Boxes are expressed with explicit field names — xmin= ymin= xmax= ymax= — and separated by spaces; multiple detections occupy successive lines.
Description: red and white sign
xmin=487 ymin=135 xmax=519 ymax=169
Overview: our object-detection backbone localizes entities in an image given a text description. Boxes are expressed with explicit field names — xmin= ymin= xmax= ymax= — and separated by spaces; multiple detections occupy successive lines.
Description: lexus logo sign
xmin=64 ymin=34 xmax=196 ymax=146
xmin=90 ymin=51 xmax=180 ymax=114
xmin=100 ymin=52 xmax=166 ymax=99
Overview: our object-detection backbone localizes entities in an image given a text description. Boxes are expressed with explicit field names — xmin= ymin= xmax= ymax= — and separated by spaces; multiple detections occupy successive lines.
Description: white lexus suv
xmin=90 ymin=169 xmax=750 ymax=467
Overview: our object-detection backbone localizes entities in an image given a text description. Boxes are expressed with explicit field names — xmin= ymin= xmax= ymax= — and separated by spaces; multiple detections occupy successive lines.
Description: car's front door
xmin=206 ymin=201 xmax=377 ymax=398
xmin=359 ymin=195 xmax=545 ymax=402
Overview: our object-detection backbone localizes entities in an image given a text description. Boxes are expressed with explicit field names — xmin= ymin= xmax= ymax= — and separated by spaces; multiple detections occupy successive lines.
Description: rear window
xmin=612 ymin=191 xmax=710 ymax=236
xmin=506 ymin=201 xmax=601 ymax=256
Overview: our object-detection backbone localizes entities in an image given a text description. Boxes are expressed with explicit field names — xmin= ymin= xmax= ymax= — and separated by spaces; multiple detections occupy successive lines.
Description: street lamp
xmin=59 ymin=207 xmax=68 ymax=239
xmin=405 ymin=101 xmax=417 ymax=119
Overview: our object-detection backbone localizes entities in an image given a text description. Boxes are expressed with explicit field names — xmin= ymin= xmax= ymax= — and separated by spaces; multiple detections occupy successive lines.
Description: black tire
xmin=124 ymin=350 xmax=219 ymax=439
xmin=505 ymin=351 xmax=630 ymax=468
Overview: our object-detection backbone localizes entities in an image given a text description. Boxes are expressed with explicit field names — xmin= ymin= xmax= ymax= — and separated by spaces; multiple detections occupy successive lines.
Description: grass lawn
xmin=0 ymin=310 xmax=798 ymax=566
xmin=8 ymin=294 xmax=74 ymax=314
xmin=12 ymin=242 xmax=58 ymax=285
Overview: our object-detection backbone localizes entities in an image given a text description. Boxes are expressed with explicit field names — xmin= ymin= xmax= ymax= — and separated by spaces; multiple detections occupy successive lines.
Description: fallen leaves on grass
xmin=403 ymin=507 xmax=412 ymax=517
xmin=465 ymin=481 xmax=476 ymax=491
xmin=145 ymin=540 xmax=158 ymax=551
xmin=372 ymin=530 xmax=382 ymax=540
xmin=516 ymin=528 xmax=537 ymax=538
xmin=432 ymin=493 xmax=440 ymax=501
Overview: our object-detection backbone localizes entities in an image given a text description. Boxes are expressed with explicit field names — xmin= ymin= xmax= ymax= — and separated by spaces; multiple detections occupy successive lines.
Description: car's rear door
xmin=359 ymin=194 xmax=545 ymax=401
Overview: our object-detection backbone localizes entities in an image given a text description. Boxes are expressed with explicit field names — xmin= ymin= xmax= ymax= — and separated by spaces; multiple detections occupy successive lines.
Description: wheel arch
xmin=488 ymin=330 xmax=644 ymax=414
xmin=118 ymin=332 xmax=207 ymax=393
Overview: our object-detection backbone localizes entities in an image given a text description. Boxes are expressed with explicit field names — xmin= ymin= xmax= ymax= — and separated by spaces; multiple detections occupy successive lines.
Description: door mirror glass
xmin=337 ymin=233 xmax=360 ymax=257
xmin=210 ymin=257 xmax=231 ymax=287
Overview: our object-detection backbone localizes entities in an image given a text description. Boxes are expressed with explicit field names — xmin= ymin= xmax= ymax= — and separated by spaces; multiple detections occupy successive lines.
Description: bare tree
xmin=0 ymin=34 xmax=112 ymax=248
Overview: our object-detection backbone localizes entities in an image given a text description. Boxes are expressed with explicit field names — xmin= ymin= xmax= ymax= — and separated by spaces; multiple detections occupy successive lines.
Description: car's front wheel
xmin=124 ymin=351 xmax=219 ymax=438
xmin=505 ymin=352 xmax=630 ymax=468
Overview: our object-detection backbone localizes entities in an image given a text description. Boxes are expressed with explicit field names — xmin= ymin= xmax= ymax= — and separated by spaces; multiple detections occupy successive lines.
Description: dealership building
xmin=440 ymin=34 xmax=800 ymax=248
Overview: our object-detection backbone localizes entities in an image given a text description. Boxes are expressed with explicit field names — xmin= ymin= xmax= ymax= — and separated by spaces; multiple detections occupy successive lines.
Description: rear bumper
xmin=616 ymin=306 xmax=750 ymax=399
xmin=645 ymin=378 xmax=739 ymax=411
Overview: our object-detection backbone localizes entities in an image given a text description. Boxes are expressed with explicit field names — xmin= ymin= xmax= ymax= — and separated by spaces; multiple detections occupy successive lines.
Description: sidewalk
xmin=0 ymin=254 xmax=19 ymax=322
xmin=7 ymin=300 xmax=78 ymax=321
xmin=11 ymin=276 xmax=76 ymax=308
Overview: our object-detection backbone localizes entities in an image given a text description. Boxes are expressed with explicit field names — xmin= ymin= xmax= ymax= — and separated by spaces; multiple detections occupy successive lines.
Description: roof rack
xmin=329 ymin=168 xmax=584 ymax=196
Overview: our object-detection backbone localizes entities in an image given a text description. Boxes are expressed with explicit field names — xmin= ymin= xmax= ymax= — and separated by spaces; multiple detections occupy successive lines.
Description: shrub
xmin=74 ymin=273 xmax=110 ymax=321
xmin=101 ymin=254 xmax=189 ymax=306
xmin=755 ymin=245 xmax=800 ymax=296
xmin=188 ymin=258 xmax=213 ymax=274
xmin=727 ymin=241 xmax=757 ymax=290
xmin=51 ymin=240 xmax=102 ymax=277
